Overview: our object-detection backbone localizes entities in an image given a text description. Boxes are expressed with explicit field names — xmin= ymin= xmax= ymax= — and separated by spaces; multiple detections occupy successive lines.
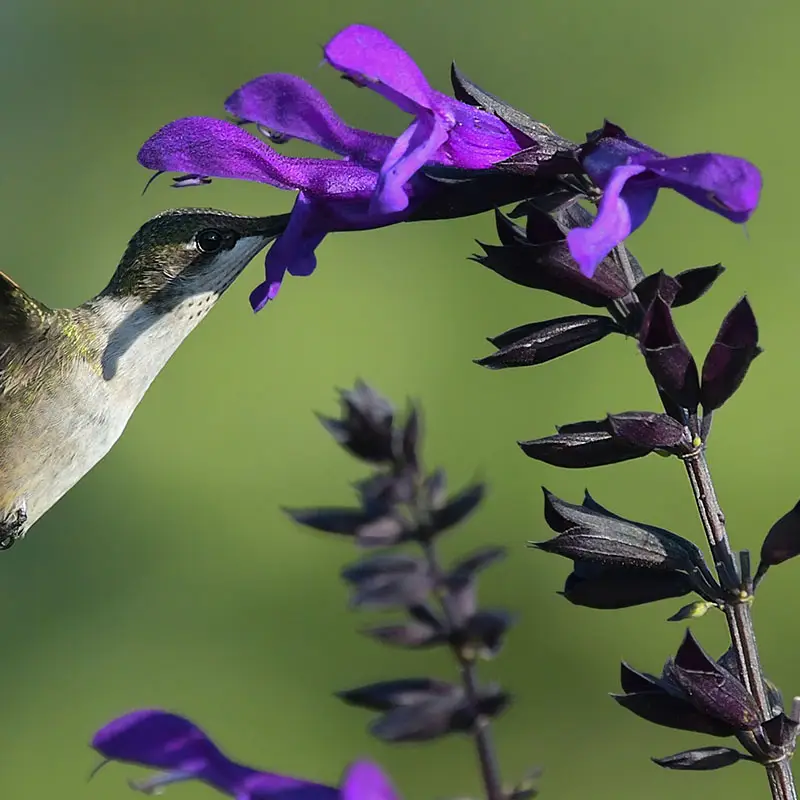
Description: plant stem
xmin=683 ymin=449 xmax=797 ymax=800
xmin=421 ymin=539 xmax=505 ymax=800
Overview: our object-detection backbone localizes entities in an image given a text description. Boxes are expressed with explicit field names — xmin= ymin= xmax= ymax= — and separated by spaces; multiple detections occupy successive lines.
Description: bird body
xmin=0 ymin=208 xmax=287 ymax=547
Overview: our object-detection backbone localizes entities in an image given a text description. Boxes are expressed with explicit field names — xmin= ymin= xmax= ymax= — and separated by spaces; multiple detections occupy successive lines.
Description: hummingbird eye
xmin=195 ymin=228 xmax=226 ymax=254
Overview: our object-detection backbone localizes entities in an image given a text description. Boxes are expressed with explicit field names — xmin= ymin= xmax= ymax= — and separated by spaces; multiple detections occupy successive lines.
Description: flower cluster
xmin=138 ymin=24 xmax=761 ymax=310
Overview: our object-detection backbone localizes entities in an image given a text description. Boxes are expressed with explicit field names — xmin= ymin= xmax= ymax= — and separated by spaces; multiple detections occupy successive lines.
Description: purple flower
xmin=138 ymin=24 xmax=529 ymax=310
xmin=323 ymin=24 xmax=530 ymax=215
xmin=567 ymin=122 xmax=762 ymax=277
xmin=92 ymin=709 xmax=399 ymax=800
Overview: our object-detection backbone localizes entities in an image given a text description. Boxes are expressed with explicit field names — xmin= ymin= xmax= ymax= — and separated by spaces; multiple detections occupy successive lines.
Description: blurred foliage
xmin=1 ymin=1 xmax=798 ymax=798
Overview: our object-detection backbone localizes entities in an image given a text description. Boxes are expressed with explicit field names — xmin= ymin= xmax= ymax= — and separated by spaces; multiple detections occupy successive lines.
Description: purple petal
xmin=250 ymin=194 xmax=329 ymax=310
xmin=372 ymin=117 xmax=449 ymax=214
xmin=567 ymin=164 xmax=657 ymax=277
xmin=324 ymin=24 xmax=434 ymax=114
xmin=92 ymin=709 xmax=222 ymax=770
xmin=225 ymin=74 xmax=393 ymax=166
xmin=92 ymin=710 xmax=337 ymax=800
xmin=138 ymin=117 xmax=379 ymax=199
xmin=641 ymin=153 xmax=761 ymax=223
xmin=431 ymin=94 xmax=529 ymax=167
xmin=340 ymin=761 xmax=400 ymax=800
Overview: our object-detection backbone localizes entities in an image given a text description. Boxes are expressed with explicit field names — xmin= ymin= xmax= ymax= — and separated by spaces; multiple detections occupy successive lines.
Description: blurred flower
xmin=567 ymin=122 xmax=762 ymax=277
xmin=138 ymin=24 xmax=533 ymax=310
xmin=92 ymin=709 xmax=398 ymax=800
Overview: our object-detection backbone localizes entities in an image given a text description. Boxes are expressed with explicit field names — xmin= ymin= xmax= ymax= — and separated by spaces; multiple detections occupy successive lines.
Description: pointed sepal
xmin=652 ymin=746 xmax=749 ymax=771
xmin=700 ymin=297 xmax=761 ymax=412
xmin=477 ymin=315 xmax=620 ymax=369
xmin=639 ymin=297 xmax=700 ymax=411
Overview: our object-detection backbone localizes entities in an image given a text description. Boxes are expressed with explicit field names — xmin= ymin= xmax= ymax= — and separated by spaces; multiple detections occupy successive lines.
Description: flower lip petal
xmin=324 ymin=24 xmax=434 ymax=114
xmin=225 ymin=73 xmax=393 ymax=166
xmin=567 ymin=164 xmax=657 ymax=277
xmin=641 ymin=153 xmax=762 ymax=222
xmin=93 ymin=710 xmax=339 ymax=800
xmin=138 ymin=117 xmax=380 ymax=199
xmin=91 ymin=709 xmax=221 ymax=770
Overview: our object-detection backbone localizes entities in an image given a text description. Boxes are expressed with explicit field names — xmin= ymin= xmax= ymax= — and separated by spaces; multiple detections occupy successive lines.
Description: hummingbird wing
xmin=0 ymin=271 xmax=58 ymax=398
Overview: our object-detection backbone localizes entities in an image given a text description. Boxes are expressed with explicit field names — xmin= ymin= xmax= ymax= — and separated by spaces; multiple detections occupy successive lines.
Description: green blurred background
xmin=1 ymin=1 xmax=797 ymax=798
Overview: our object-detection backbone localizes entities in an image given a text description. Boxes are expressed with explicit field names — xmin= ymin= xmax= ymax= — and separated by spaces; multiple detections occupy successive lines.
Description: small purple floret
xmin=567 ymin=122 xmax=762 ymax=277
xmin=92 ymin=709 xmax=398 ymax=800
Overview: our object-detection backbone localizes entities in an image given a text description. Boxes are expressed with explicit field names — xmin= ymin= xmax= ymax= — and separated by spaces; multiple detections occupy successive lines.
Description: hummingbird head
xmin=93 ymin=208 xmax=289 ymax=382
xmin=105 ymin=208 xmax=289 ymax=309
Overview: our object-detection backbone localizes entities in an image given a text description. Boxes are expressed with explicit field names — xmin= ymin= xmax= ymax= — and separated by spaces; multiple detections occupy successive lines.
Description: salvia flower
xmin=567 ymin=122 xmax=762 ymax=277
xmin=323 ymin=24 xmax=531 ymax=214
xmin=138 ymin=24 xmax=532 ymax=310
xmin=92 ymin=709 xmax=398 ymax=800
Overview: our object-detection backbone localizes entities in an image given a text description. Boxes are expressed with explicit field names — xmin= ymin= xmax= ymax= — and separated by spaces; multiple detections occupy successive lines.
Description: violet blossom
xmin=567 ymin=122 xmax=761 ymax=277
xmin=91 ymin=709 xmax=399 ymax=800
xmin=138 ymin=24 xmax=531 ymax=311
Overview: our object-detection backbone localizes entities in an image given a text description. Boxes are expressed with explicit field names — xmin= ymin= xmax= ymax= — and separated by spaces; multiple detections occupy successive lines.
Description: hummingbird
xmin=0 ymin=207 xmax=288 ymax=550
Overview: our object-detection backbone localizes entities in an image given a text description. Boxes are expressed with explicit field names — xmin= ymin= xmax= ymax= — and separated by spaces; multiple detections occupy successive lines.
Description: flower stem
xmin=683 ymin=449 xmax=797 ymax=800
xmin=421 ymin=539 xmax=504 ymax=800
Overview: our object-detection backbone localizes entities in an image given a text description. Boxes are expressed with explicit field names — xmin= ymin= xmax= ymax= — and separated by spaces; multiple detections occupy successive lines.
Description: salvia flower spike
xmin=289 ymin=383 xmax=521 ymax=800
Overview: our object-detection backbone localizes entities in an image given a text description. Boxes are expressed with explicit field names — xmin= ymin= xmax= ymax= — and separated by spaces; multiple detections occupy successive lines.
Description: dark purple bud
xmin=472 ymin=242 xmax=611 ymax=308
xmin=425 ymin=483 xmax=486 ymax=539
xmin=652 ymin=747 xmax=748 ymax=771
xmin=632 ymin=271 xmax=680 ymax=311
xmin=614 ymin=664 xmax=737 ymax=737
xmin=562 ymin=561 xmax=693 ymax=609
xmin=639 ymin=297 xmax=700 ymax=410
xmin=319 ymin=382 xmax=395 ymax=463
xmin=337 ymin=678 xmax=459 ymax=713
xmin=666 ymin=630 xmax=760 ymax=729
xmin=286 ymin=506 xmax=407 ymax=547
xmin=449 ymin=63 xmax=577 ymax=164
xmin=371 ymin=683 xmax=510 ymax=743
xmin=474 ymin=201 xmax=631 ymax=306
xmin=672 ymin=264 xmax=726 ymax=308
xmin=606 ymin=411 xmax=690 ymax=451
xmin=700 ymin=297 xmax=761 ymax=412
xmin=534 ymin=489 xmax=703 ymax=571
xmin=476 ymin=315 xmax=620 ymax=370
xmin=519 ymin=418 xmax=651 ymax=468
xmin=342 ymin=554 xmax=432 ymax=609
xmin=758 ymin=500 xmax=800 ymax=577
